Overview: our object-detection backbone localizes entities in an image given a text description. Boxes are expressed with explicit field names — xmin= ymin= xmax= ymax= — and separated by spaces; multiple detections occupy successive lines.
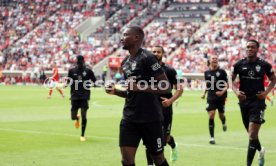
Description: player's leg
xmin=247 ymin=122 xmax=262 ymax=166
xmin=71 ymin=100 xmax=80 ymax=128
xmin=218 ymin=99 xmax=227 ymax=132
xmin=80 ymin=100 xmax=89 ymax=141
xmin=56 ymin=87 xmax=64 ymax=98
xmin=206 ymin=100 xmax=216 ymax=144
xmin=120 ymin=119 xmax=140 ymax=166
xmin=246 ymin=102 xmax=266 ymax=166
xmin=164 ymin=113 xmax=177 ymax=162
xmin=145 ymin=148 xmax=154 ymax=166
xmin=142 ymin=121 xmax=169 ymax=166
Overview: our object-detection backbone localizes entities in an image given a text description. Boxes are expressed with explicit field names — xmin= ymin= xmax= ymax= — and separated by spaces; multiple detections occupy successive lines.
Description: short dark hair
xmin=154 ymin=45 xmax=165 ymax=53
xmin=247 ymin=39 xmax=259 ymax=48
xmin=127 ymin=26 xmax=144 ymax=41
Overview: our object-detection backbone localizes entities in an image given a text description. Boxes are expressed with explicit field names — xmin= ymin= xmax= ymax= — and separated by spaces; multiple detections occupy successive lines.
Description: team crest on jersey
xmin=82 ymin=71 xmax=87 ymax=76
xmin=216 ymin=72 xmax=220 ymax=77
xmin=151 ymin=63 xmax=161 ymax=71
xmin=256 ymin=65 xmax=261 ymax=72
xmin=131 ymin=62 xmax=137 ymax=70
xmin=248 ymin=70 xmax=255 ymax=77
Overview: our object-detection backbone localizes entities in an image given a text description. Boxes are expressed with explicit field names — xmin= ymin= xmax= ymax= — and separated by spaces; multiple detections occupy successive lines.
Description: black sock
xmin=145 ymin=149 xmax=154 ymax=165
xmin=157 ymin=159 xmax=169 ymax=166
xmin=168 ymin=136 xmax=176 ymax=149
xmin=122 ymin=163 xmax=135 ymax=166
xmin=209 ymin=119 xmax=214 ymax=138
xmin=81 ymin=119 xmax=87 ymax=137
xmin=221 ymin=116 xmax=226 ymax=125
xmin=247 ymin=139 xmax=261 ymax=166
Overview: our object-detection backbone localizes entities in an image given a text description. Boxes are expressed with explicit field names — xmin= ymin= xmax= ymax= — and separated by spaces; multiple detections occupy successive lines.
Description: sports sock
xmin=209 ymin=119 xmax=214 ymax=138
xmin=81 ymin=118 xmax=87 ymax=136
xmin=168 ymin=136 xmax=176 ymax=149
xmin=145 ymin=149 xmax=154 ymax=165
xmin=221 ymin=116 xmax=226 ymax=125
xmin=122 ymin=163 xmax=135 ymax=166
xmin=157 ymin=159 xmax=169 ymax=166
xmin=266 ymin=96 xmax=271 ymax=102
xmin=57 ymin=89 xmax=64 ymax=96
xmin=49 ymin=89 xmax=53 ymax=96
xmin=247 ymin=139 xmax=261 ymax=165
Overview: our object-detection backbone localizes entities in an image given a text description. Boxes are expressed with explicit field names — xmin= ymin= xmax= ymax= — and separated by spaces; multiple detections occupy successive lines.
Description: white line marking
xmin=1 ymin=128 xmax=276 ymax=153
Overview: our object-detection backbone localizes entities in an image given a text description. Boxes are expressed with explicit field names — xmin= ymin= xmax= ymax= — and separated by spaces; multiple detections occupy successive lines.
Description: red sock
xmin=266 ymin=96 xmax=271 ymax=102
xmin=57 ymin=89 xmax=63 ymax=96
xmin=49 ymin=89 xmax=53 ymax=96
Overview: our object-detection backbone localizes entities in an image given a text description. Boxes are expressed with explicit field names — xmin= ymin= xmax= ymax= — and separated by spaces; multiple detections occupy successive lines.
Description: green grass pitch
xmin=0 ymin=86 xmax=275 ymax=166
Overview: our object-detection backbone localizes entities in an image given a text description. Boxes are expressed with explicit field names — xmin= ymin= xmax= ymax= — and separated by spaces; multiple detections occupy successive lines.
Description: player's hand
xmin=201 ymin=94 xmax=205 ymax=99
xmin=256 ymin=91 xmax=267 ymax=100
xmin=160 ymin=97 xmax=172 ymax=107
xmin=105 ymin=83 xmax=115 ymax=95
xmin=236 ymin=91 xmax=246 ymax=101
xmin=216 ymin=91 xmax=224 ymax=97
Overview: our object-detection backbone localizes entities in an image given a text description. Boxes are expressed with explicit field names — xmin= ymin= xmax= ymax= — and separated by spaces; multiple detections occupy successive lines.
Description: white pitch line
xmin=1 ymin=128 xmax=276 ymax=153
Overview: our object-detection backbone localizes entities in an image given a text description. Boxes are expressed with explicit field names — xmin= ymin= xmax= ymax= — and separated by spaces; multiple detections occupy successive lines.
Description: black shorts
xmin=71 ymin=99 xmax=89 ymax=117
xmin=239 ymin=99 xmax=266 ymax=128
xmin=206 ymin=98 xmax=226 ymax=113
xmin=119 ymin=119 xmax=164 ymax=155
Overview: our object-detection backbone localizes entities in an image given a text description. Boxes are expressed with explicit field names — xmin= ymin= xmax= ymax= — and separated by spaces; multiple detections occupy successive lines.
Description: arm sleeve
xmin=90 ymin=70 xmax=97 ymax=82
xmin=233 ymin=62 xmax=239 ymax=75
xmin=143 ymin=55 xmax=164 ymax=77
xmin=264 ymin=62 xmax=274 ymax=78
xmin=222 ymin=69 xmax=228 ymax=83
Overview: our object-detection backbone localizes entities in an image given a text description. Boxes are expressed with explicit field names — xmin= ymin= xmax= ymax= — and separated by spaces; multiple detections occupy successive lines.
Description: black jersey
xmin=67 ymin=66 xmax=96 ymax=100
xmin=160 ymin=63 xmax=177 ymax=99
xmin=233 ymin=57 xmax=274 ymax=100
xmin=204 ymin=67 xmax=228 ymax=100
xmin=121 ymin=48 xmax=165 ymax=123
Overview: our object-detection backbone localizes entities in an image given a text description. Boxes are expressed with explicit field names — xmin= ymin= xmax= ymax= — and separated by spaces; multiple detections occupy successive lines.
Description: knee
xmin=248 ymin=131 xmax=258 ymax=140
xmin=219 ymin=113 xmax=224 ymax=119
xmin=151 ymin=153 xmax=165 ymax=165
xmin=121 ymin=158 xmax=134 ymax=165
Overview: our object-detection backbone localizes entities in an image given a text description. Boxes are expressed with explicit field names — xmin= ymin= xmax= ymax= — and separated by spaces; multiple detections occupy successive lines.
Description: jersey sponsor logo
xmin=82 ymin=71 xmax=87 ymax=77
xmin=78 ymin=75 xmax=82 ymax=80
xmin=248 ymin=70 xmax=255 ymax=77
xmin=242 ymin=67 xmax=247 ymax=70
xmin=151 ymin=63 xmax=161 ymax=71
xmin=131 ymin=62 xmax=137 ymax=70
xmin=256 ymin=65 xmax=261 ymax=72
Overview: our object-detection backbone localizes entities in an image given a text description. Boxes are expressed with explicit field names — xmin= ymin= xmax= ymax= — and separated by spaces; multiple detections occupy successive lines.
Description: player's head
xmin=52 ymin=62 xmax=57 ymax=68
xmin=152 ymin=46 xmax=165 ymax=62
xmin=121 ymin=26 xmax=144 ymax=50
xmin=246 ymin=40 xmax=259 ymax=58
xmin=76 ymin=55 xmax=84 ymax=67
xmin=209 ymin=55 xmax=218 ymax=68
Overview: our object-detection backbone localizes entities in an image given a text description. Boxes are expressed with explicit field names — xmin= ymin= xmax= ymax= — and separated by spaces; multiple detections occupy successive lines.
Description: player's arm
xmin=231 ymin=72 xmax=246 ymax=101
xmin=257 ymin=64 xmax=276 ymax=99
xmin=201 ymin=89 xmax=207 ymax=99
xmin=161 ymin=83 xmax=183 ymax=107
xmin=64 ymin=70 xmax=72 ymax=88
xmin=201 ymin=72 xmax=208 ymax=99
xmin=105 ymin=83 xmax=127 ymax=98
xmin=129 ymin=55 xmax=171 ymax=94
